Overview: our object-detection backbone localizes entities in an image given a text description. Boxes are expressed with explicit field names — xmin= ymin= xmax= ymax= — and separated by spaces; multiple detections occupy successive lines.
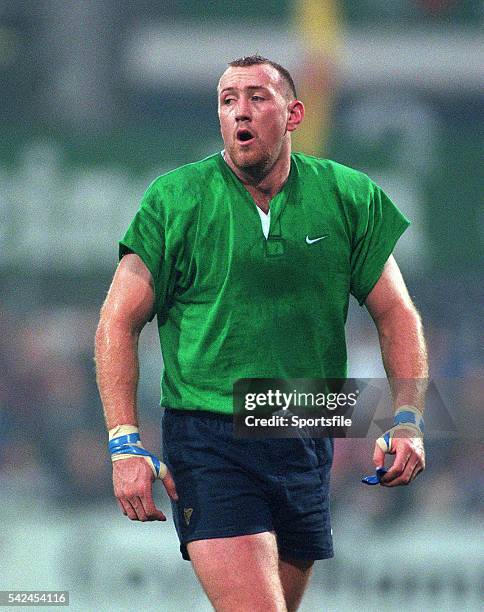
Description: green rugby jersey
xmin=120 ymin=152 xmax=409 ymax=414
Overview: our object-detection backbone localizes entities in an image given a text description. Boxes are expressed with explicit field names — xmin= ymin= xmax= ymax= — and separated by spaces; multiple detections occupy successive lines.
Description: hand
xmin=113 ymin=457 xmax=178 ymax=521
xmin=373 ymin=427 xmax=425 ymax=487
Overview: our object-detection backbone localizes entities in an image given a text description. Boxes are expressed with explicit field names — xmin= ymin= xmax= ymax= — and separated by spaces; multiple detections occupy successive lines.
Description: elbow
xmin=378 ymin=301 xmax=423 ymax=332
xmin=94 ymin=307 xmax=133 ymax=359
xmin=377 ymin=303 xmax=428 ymax=374
xmin=406 ymin=303 xmax=425 ymax=338
xmin=376 ymin=302 xmax=426 ymax=348
xmin=94 ymin=314 xmax=109 ymax=363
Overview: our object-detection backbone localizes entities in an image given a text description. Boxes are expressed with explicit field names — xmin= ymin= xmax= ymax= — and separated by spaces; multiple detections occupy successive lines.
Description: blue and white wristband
xmin=376 ymin=405 xmax=425 ymax=454
xmin=108 ymin=424 xmax=167 ymax=479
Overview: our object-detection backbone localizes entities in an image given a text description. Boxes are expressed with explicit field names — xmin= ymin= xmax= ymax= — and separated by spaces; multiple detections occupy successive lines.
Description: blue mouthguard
xmin=361 ymin=467 xmax=388 ymax=485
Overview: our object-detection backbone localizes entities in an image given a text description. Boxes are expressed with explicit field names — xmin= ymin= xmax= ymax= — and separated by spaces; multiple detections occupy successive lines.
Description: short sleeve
xmin=119 ymin=181 xmax=165 ymax=317
xmin=350 ymin=182 xmax=410 ymax=305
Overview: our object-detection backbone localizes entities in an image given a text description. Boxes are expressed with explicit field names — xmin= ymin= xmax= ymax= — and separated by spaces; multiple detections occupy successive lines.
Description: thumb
xmin=162 ymin=469 xmax=179 ymax=502
xmin=373 ymin=442 xmax=386 ymax=469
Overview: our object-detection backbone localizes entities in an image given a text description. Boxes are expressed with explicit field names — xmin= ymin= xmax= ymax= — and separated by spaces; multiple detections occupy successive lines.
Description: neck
xmin=223 ymin=141 xmax=292 ymax=211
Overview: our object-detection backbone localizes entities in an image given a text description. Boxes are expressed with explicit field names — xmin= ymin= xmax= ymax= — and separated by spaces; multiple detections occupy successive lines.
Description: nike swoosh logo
xmin=306 ymin=235 xmax=328 ymax=245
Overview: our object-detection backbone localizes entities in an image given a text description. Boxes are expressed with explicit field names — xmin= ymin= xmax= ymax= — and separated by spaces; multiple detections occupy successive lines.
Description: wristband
xmin=108 ymin=424 xmax=167 ymax=479
xmin=376 ymin=405 xmax=424 ymax=454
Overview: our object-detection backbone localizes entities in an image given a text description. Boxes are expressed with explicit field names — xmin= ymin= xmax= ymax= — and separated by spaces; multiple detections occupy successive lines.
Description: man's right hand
xmin=113 ymin=457 xmax=178 ymax=521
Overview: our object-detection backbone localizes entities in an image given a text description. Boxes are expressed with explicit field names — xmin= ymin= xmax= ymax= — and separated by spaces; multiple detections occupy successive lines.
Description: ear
xmin=286 ymin=100 xmax=305 ymax=132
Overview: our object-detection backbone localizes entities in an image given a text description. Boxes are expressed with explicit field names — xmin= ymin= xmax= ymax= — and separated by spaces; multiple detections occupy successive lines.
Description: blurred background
xmin=0 ymin=1 xmax=482 ymax=610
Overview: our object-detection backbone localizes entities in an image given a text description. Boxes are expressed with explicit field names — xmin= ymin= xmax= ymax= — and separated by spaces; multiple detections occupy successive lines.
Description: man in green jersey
xmin=96 ymin=55 xmax=427 ymax=611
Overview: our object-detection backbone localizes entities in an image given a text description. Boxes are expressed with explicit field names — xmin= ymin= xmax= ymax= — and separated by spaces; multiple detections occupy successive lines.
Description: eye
xmin=223 ymin=97 xmax=235 ymax=105
xmin=251 ymin=95 xmax=264 ymax=101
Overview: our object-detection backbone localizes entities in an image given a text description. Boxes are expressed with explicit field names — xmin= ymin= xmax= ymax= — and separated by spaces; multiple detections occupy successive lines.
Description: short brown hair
xmin=228 ymin=54 xmax=297 ymax=99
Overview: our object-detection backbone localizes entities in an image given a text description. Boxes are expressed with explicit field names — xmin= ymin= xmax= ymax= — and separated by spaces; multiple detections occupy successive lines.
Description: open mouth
xmin=236 ymin=128 xmax=255 ymax=143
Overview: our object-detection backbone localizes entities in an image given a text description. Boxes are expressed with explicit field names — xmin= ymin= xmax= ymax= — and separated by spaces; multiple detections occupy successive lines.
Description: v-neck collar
xmin=217 ymin=151 xmax=296 ymax=236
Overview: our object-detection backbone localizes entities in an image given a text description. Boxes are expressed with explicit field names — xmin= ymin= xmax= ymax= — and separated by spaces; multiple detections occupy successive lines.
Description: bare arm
xmin=365 ymin=255 xmax=428 ymax=410
xmin=365 ymin=255 xmax=428 ymax=485
xmin=95 ymin=253 xmax=177 ymax=520
xmin=95 ymin=253 xmax=154 ymax=428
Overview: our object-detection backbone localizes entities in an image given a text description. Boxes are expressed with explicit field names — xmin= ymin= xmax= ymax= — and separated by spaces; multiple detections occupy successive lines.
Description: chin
xmin=230 ymin=147 xmax=270 ymax=172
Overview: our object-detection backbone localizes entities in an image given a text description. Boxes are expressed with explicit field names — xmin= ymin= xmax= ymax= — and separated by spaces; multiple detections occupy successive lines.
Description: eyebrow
xmin=219 ymin=85 xmax=270 ymax=96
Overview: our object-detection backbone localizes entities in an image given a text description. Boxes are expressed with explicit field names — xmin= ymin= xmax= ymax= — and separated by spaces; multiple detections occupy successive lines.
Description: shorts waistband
xmin=163 ymin=408 xmax=234 ymax=422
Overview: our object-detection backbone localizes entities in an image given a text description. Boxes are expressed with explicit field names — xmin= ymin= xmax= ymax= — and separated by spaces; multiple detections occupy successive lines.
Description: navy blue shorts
xmin=162 ymin=409 xmax=334 ymax=561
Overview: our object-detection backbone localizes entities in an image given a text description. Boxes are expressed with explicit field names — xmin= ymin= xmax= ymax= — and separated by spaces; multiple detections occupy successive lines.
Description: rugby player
xmin=95 ymin=55 xmax=427 ymax=611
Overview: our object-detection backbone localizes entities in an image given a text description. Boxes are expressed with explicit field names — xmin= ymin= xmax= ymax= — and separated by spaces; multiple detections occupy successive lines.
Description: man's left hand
xmin=373 ymin=428 xmax=425 ymax=487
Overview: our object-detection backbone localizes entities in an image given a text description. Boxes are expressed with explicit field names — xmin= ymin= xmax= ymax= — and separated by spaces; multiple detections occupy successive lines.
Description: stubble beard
xmin=227 ymin=139 xmax=283 ymax=182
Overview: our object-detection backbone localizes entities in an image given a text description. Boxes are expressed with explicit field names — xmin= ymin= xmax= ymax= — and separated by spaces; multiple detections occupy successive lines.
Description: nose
xmin=234 ymin=98 xmax=251 ymax=122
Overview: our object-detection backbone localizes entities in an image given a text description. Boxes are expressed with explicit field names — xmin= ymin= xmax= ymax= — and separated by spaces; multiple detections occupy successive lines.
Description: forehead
xmin=218 ymin=64 xmax=284 ymax=95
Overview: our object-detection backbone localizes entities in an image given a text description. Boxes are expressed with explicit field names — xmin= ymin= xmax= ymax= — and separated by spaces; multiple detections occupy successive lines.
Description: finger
xmin=139 ymin=490 xmax=167 ymax=521
xmin=380 ymin=447 xmax=412 ymax=484
xmin=162 ymin=469 xmax=179 ymax=502
xmin=382 ymin=436 xmax=424 ymax=486
xmin=383 ymin=457 xmax=418 ymax=487
xmin=411 ymin=464 xmax=424 ymax=481
xmin=131 ymin=496 xmax=149 ymax=522
xmin=120 ymin=498 xmax=138 ymax=521
xmin=117 ymin=499 xmax=127 ymax=516
xmin=373 ymin=442 xmax=386 ymax=469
